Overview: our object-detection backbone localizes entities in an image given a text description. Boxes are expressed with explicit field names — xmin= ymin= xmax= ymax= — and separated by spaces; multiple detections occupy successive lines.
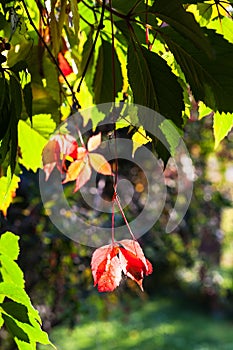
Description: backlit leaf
xmin=152 ymin=0 xmax=212 ymax=57
xmin=132 ymin=127 xmax=152 ymax=157
xmin=0 ymin=168 xmax=20 ymax=217
xmin=74 ymin=162 xmax=92 ymax=192
xmin=91 ymin=245 xmax=122 ymax=292
xmin=87 ymin=133 xmax=101 ymax=152
xmin=213 ymin=112 xmax=233 ymax=149
xmin=0 ymin=231 xmax=20 ymax=261
xmin=93 ymin=39 xmax=123 ymax=104
xmin=63 ymin=158 xmax=86 ymax=183
xmin=89 ymin=153 xmax=112 ymax=175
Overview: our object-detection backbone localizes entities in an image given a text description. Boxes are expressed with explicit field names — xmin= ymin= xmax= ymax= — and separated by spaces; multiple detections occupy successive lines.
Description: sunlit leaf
xmin=74 ymin=161 xmax=92 ymax=192
xmin=0 ymin=231 xmax=20 ymax=261
xmin=0 ymin=167 xmax=20 ymax=217
xmin=89 ymin=153 xmax=112 ymax=175
xmin=213 ymin=111 xmax=233 ymax=149
xmin=91 ymin=245 xmax=122 ymax=292
xmin=18 ymin=115 xmax=56 ymax=172
xmin=87 ymin=133 xmax=101 ymax=152
xmin=63 ymin=158 xmax=86 ymax=183
xmin=132 ymin=126 xmax=152 ymax=157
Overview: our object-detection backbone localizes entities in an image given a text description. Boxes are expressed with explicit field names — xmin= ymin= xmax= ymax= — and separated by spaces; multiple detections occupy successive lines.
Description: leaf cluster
xmin=0 ymin=231 xmax=54 ymax=350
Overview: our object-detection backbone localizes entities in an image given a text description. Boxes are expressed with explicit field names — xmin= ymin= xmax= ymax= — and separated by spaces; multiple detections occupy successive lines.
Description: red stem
xmin=114 ymin=194 xmax=136 ymax=240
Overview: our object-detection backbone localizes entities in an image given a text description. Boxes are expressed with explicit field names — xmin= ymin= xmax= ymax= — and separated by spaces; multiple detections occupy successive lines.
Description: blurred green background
xmin=1 ymin=116 xmax=233 ymax=350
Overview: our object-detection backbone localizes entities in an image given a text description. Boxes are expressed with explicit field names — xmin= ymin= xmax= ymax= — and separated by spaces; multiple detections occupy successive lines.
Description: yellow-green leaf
xmin=0 ymin=168 xmax=20 ymax=217
xmin=132 ymin=127 xmax=152 ymax=157
xmin=18 ymin=115 xmax=56 ymax=172
xmin=213 ymin=112 xmax=233 ymax=149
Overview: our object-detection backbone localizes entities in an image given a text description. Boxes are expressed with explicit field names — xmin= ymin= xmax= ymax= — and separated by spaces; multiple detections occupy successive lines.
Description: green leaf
xmin=3 ymin=314 xmax=30 ymax=342
xmin=159 ymin=120 xmax=181 ymax=157
xmin=14 ymin=339 xmax=36 ymax=350
xmin=1 ymin=302 xmax=30 ymax=324
xmin=18 ymin=114 xmax=56 ymax=172
xmin=0 ymin=168 xmax=20 ymax=217
xmin=0 ymin=282 xmax=40 ymax=322
xmin=10 ymin=60 xmax=28 ymax=76
xmin=0 ymin=255 xmax=25 ymax=288
xmin=111 ymin=0 xmax=143 ymax=15
xmin=23 ymin=83 xmax=33 ymax=122
xmin=0 ymin=231 xmax=20 ymax=260
xmin=9 ymin=75 xmax=22 ymax=120
xmin=0 ymin=78 xmax=11 ymax=141
xmin=70 ymin=0 xmax=80 ymax=37
xmin=160 ymin=27 xmax=233 ymax=113
xmin=80 ymin=28 xmax=94 ymax=91
xmin=93 ymin=38 xmax=123 ymax=104
xmin=213 ymin=112 xmax=233 ymax=149
xmin=127 ymin=43 xmax=184 ymax=127
xmin=152 ymin=0 xmax=212 ymax=57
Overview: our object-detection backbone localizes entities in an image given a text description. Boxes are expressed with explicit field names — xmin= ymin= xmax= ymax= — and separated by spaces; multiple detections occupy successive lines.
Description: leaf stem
xmin=114 ymin=194 xmax=136 ymax=240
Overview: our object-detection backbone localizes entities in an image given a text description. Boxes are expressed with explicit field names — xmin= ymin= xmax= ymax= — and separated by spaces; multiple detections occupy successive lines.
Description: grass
xmin=40 ymin=296 xmax=233 ymax=350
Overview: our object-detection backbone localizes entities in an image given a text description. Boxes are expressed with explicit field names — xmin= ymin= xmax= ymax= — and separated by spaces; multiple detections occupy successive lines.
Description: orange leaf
xmin=91 ymin=245 xmax=122 ymax=292
xmin=63 ymin=158 xmax=85 ymax=183
xmin=74 ymin=161 xmax=92 ymax=192
xmin=87 ymin=133 xmax=101 ymax=152
xmin=89 ymin=153 xmax=112 ymax=175
xmin=42 ymin=139 xmax=60 ymax=180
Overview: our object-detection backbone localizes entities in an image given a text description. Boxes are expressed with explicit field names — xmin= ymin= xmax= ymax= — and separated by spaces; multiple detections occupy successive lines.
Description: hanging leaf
xmin=70 ymin=0 xmax=80 ymax=38
xmin=91 ymin=245 xmax=123 ymax=292
xmin=91 ymin=240 xmax=153 ymax=292
xmin=23 ymin=83 xmax=33 ymax=122
xmin=213 ymin=112 xmax=233 ymax=149
xmin=93 ymin=38 xmax=123 ymax=104
xmin=132 ymin=126 xmax=152 ymax=157
xmin=87 ymin=133 xmax=101 ymax=152
xmin=152 ymin=0 xmax=212 ymax=57
xmin=160 ymin=27 xmax=233 ymax=112
xmin=89 ymin=153 xmax=112 ymax=175
xmin=127 ymin=42 xmax=184 ymax=127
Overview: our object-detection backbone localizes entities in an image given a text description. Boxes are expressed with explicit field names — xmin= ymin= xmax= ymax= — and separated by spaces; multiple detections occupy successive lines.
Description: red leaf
xmin=89 ymin=153 xmax=112 ymax=175
xmin=42 ymin=139 xmax=60 ymax=180
xmin=91 ymin=245 xmax=121 ymax=292
xmin=87 ymin=133 xmax=101 ymax=152
xmin=91 ymin=240 xmax=153 ymax=292
xmin=42 ymin=134 xmax=78 ymax=180
xmin=118 ymin=240 xmax=153 ymax=291
xmin=58 ymin=52 xmax=73 ymax=76
xmin=57 ymin=134 xmax=78 ymax=161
